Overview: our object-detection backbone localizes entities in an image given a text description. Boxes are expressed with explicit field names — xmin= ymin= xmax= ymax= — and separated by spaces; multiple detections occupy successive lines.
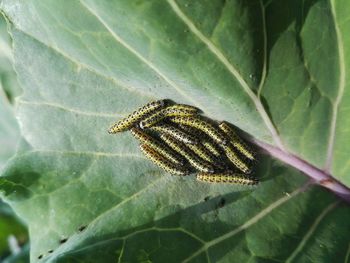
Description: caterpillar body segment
xmin=166 ymin=104 xmax=198 ymax=113
xmin=196 ymin=172 xmax=259 ymax=185
xmin=202 ymin=140 xmax=222 ymax=157
xmin=176 ymin=124 xmax=220 ymax=155
xmin=130 ymin=127 xmax=185 ymax=165
xmin=160 ymin=134 xmax=215 ymax=173
xmin=187 ymin=143 xmax=217 ymax=164
xmin=140 ymin=104 xmax=198 ymax=129
xmin=219 ymin=122 xmax=255 ymax=160
xmin=108 ymin=100 xmax=165 ymax=133
xmin=222 ymin=144 xmax=251 ymax=174
xmin=149 ymin=124 xmax=199 ymax=144
xmin=139 ymin=144 xmax=190 ymax=176
xmin=139 ymin=110 xmax=164 ymax=129
xmin=169 ymin=116 xmax=227 ymax=145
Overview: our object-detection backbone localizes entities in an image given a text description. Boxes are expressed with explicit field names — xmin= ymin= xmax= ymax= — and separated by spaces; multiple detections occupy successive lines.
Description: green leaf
xmin=0 ymin=13 xmax=21 ymax=103
xmin=0 ymin=0 xmax=349 ymax=262
xmin=0 ymin=13 xmax=28 ymax=263
xmin=0 ymin=13 xmax=20 ymax=170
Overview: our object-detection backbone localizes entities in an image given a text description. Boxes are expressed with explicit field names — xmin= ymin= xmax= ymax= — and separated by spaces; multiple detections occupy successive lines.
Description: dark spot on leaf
xmin=38 ymin=254 xmax=43 ymax=259
xmin=204 ymin=196 xmax=210 ymax=202
xmin=218 ymin=198 xmax=225 ymax=208
xmin=48 ymin=250 xmax=54 ymax=253
xmin=59 ymin=238 xmax=68 ymax=244
xmin=78 ymin=225 xmax=87 ymax=232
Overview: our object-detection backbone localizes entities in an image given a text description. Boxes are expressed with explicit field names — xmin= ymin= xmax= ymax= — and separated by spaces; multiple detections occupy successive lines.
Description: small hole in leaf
xmin=59 ymin=238 xmax=68 ymax=244
xmin=78 ymin=225 xmax=87 ymax=232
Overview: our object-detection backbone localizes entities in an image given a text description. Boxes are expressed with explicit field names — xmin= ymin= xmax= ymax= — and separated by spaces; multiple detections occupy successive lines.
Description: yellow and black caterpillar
xmin=139 ymin=144 xmax=190 ymax=176
xmin=139 ymin=104 xmax=198 ymax=129
xmin=108 ymin=100 xmax=258 ymax=185
xmin=108 ymin=100 xmax=165 ymax=133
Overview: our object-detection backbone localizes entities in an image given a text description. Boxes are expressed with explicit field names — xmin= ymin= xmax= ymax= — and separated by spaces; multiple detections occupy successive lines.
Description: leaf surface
xmin=0 ymin=0 xmax=349 ymax=262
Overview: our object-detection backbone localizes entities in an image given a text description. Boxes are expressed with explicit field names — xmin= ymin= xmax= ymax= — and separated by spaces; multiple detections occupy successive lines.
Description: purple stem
xmin=252 ymin=139 xmax=350 ymax=203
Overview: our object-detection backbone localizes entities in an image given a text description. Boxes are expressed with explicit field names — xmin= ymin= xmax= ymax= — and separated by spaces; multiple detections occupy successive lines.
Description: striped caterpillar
xmin=140 ymin=104 xmax=198 ymax=129
xmin=196 ymin=172 xmax=258 ymax=185
xmin=221 ymin=144 xmax=251 ymax=174
xmin=169 ymin=116 xmax=227 ymax=145
xmin=139 ymin=144 xmax=190 ymax=176
xmin=219 ymin=122 xmax=255 ymax=160
xmin=160 ymin=133 xmax=215 ymax=173
xmin=149 ymin=123 xmax=199 ymax=144
xmin=108 ymin=99 xmax=259 ymax=185
xmin=130 ymin=127 xmax=185 ymax=165
xmin=108 ymin=100 xmax=165 ymax=133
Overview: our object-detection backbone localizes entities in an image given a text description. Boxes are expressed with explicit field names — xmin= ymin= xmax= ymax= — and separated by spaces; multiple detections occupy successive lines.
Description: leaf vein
xmin=182 ymin=182 xmax=309 ymax=262
xmin=78 ymin=0 xmax=204 ymax=110
xmin=13 ymin=27 xmax=154 ymax=100
xmin=257 ymin=0 xmax=268 ymax=97
xmin=285 ymin=201 xmax=339 ymax=263
xmin=18 ymin=100 xmax=123 ymax=118
xmin=166 ymin=0 xmax=285 ymax=150
xmin=325 ymin=0 xmax=346 ymax=171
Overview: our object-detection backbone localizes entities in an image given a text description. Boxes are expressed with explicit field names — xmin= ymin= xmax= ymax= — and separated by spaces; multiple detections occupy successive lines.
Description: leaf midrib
xmin=165 ymin=0 xmax=284 ymax=150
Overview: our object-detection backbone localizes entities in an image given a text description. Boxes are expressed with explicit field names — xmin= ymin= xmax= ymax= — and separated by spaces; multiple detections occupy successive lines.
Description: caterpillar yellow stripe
xmin=130 ymin=127 xmax=185 ymax=165
xmin=222 ymin=144 xmax=251 ymax=174
xmin=140 ymin=104 xmax=198 ymax=129
xmin=169 ymin=116 xmax=227 ymax=145
xmin=187 ymin=143 xmax=217 ymax=164
xmin=139 ymin=144 xmax=190 ymax=176
xmin=196 ymin=172 xmax=259 ymax=185
xmin=219 ymin=122 xmax=255 ymax=160
xmin=108 ymin=100 xmax=165 ymax=133
xmin=202 ymin=140 xmax=222 ymax=157
xmin=160 ymin=134 xmax=215 ymax=173
xmin=149 ymin=124 xmax=199 ymax=144
xmin=176 ymin=124 xmax=222 ymax=157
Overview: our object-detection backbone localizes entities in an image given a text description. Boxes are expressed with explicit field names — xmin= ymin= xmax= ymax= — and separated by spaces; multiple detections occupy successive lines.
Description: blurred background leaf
xmin=0 ymin=12 xmax=28 ymax=263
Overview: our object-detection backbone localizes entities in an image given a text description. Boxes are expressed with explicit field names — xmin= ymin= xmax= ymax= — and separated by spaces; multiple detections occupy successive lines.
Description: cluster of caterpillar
xmin=108 ymin=100 xmax=258 ymax=185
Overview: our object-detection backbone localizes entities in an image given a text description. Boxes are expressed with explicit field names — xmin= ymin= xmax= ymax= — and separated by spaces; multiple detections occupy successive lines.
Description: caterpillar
xmin=222 ymin=144 xmax=251 ymax=174
xmin=176 ymin=124 xmax=220 ymax=155
xmin=196 ymin=172 xmax=259 ymax=185
xmin=139 ymin=144 xmax=190 ymax=176
xmin=168 ymin=104 xmax=198 ymax=112
xmin=169 ymin=116 xmax=227 ymax=145
xmin=187 ymin=143 xmax=217 ymax=164
xmin=139 ymin=104 xmax=198 ymax=129
xmin=202 ymin=140 xmax=222 ymax=157
xmin=149 ymin=124 xmax=199 ymax=144
xmin=108 ymin=100 xmax=165 ymax=133
xmin=130 ymin=127 xmax=185 ymax=165
xmin=160 ymin=133 xmax=215 ymax=173
xmin=219 ymin=122 xmax=255 ymax=160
